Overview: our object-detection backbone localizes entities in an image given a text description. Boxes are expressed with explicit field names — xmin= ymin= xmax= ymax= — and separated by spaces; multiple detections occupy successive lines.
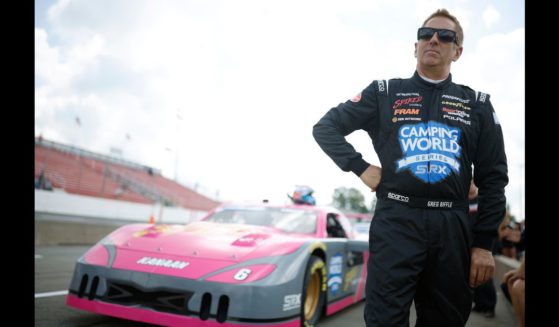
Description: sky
xmin=35 ymin=0 xmax=525 ymax=220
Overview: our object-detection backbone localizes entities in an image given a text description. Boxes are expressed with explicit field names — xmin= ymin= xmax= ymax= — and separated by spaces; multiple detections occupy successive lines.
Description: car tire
xmin=301 ymin=255 xmax=326 ymax=326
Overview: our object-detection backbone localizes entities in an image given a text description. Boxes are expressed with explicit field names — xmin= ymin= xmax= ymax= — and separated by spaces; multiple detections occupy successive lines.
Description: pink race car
xmin=66 ymin=203 xmax=370 ymax=326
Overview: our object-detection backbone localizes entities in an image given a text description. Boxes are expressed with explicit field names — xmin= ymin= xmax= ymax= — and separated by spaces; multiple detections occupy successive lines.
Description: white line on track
xmin=35 ymin=290 xmax=68 ymax=298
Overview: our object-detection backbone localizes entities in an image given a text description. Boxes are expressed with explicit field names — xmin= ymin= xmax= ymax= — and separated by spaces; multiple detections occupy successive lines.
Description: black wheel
xmin=301 ymin=256 xmax=326 ymax=326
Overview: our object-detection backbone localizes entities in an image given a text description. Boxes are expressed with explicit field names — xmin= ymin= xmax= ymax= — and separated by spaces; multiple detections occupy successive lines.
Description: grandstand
xmin=34 ymin=137 xmax=220 ymax=212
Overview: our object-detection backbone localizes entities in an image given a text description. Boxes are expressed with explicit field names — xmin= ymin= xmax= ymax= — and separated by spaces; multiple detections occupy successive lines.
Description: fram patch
xmin=394 ymin=108 xmax=420 ymax=115
xmin=395 ymin=121 xmax=462 ymax=183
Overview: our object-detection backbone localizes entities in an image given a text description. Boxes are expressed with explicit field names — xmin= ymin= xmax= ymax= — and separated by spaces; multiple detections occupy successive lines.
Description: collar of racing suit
xmin=412 ymin=70 xmax=452 ymax=90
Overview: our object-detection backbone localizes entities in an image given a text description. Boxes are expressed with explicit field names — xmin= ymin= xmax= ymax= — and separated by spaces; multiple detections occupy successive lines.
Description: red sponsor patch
xmin=350 ymin=92 xmax=362 ymax=102
xmin=393 ymin=96 xmax=423 ymax=109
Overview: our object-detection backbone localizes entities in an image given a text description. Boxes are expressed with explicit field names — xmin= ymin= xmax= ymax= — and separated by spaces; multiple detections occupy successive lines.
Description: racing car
xmin=66 ymin=203 xmax=369 ymax=326
xmin=344 ymin=212 xmax=373 ymax=242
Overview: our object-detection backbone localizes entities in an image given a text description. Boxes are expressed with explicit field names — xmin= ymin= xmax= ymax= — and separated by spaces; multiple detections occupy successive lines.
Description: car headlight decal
xmin=205 ymin=264 xmax=276 ymax=283
xmin=83 ymin=244 xmax=109 ymax=267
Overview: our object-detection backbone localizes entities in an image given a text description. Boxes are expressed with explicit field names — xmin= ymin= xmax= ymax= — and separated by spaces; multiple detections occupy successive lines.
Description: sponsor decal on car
xmin=133 ymin=225 xmax=172 ymax=238
xmin=136 ymin=257 xmax=189 ymax=269
xmin=343 ymin=267 xmax=359 ymax=291
xmin=328 ymin=253 xmax=343 ymax=295
xmin=283 ymin=293 xmax=301 ymax=311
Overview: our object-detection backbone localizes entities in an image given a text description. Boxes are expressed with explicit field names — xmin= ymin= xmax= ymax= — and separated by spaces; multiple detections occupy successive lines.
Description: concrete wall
xmin=35 ymin=218 xmax=119 ymax=245
xmin=35 ymin=189 xmax=213 ymax=245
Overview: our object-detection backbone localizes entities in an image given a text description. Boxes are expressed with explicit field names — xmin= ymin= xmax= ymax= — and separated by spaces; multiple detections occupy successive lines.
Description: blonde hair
xmin=422 ymin=8 xmax=464 ymax=46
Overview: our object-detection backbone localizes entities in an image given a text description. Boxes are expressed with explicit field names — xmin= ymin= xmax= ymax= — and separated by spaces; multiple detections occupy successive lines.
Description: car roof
xmin=217 ymin=202 xmax=343 ymax=214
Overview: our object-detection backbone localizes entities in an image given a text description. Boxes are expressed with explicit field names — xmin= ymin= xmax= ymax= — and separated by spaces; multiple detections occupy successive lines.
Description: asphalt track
xmin=35 ymin=245 xmax=516 ymax=326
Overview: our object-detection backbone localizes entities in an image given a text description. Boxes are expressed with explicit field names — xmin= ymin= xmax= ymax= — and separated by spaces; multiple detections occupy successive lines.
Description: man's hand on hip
xmin=360 ymin=165 xmax=382 ymax=192
xmin=469 ymin=247 xmax=495 ymax=288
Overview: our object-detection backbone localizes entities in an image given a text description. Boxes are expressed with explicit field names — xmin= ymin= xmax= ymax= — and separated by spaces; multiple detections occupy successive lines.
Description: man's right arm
xmin=312 ymin=81 xmax=379 ymax=178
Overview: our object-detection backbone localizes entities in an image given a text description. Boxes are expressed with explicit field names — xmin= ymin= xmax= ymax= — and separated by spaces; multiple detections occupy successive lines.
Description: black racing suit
xmin=313 ymin=71 xmax=508 ymax=326
xmin=469 ymin=196 xmax=497 ymax=314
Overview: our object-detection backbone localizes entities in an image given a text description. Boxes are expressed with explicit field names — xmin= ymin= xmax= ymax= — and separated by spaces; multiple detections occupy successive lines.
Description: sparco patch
xmin=395 ymin=121 xmax=461 ymax=183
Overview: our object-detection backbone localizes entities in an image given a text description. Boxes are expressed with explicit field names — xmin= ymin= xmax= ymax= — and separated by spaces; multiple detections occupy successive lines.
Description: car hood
xmin=98 ymin=222 xmax=308 ymax=279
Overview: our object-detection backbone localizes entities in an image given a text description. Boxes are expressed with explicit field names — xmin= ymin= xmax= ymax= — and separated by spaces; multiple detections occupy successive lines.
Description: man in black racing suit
xmin=313 ymin=8 xmax=508 ymax=327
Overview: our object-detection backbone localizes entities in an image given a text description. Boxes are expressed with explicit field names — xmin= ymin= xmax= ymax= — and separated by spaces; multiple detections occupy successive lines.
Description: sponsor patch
xmin=350 ymin=92 xmax=362 ymax=102
xmin=393 ymin=96 xmax=423 ymax=109
xmin=393 ymin=117 xmax=422 ymax=123
xmin=442 ymin=100 xmax=471 ymax=110
xmin=378 ymin=80 xmax=385 ymax=92
xmin=394 ymin=108 xmax=420 ymax=115
xmin=396 ymin=92 xmax=420 ymax=97
xmin=442 ymin=94 xmax=471 ymax=103
xmin=388 ymin=192 xmax=409 ymax=202
xmin=478 ymin=92 xmax=487 ymax=103
xmin=442 ymin=107 xmax=471 ymax=125
xmin=442 ymin=107 xmax=470 ymax=118
xmin=395 ymin=121 xmax=462 ymax=183
xmin=443 ymin=114 xmax=471 ymax=125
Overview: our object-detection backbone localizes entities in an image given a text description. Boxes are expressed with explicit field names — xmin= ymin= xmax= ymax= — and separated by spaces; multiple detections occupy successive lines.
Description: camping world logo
xmin=396 ymin=121 xmax=461 ymax=183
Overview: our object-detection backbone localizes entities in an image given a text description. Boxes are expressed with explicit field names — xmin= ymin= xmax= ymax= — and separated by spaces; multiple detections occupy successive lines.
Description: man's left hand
xmin=469 ymin=247 xmax=495 ymax=288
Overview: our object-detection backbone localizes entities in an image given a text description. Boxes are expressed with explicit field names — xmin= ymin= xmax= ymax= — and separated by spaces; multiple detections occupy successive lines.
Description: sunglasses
xmin=417 ymin=27 xmax=459 ymax=45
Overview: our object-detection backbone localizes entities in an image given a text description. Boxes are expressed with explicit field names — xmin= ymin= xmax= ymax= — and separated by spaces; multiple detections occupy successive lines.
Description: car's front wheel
xmin=301 ymin=255 xmax=326 ymax=326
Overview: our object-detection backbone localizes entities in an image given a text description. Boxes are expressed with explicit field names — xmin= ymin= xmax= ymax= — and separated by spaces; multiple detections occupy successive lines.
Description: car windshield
xmin=205 ymin=207 xmax=317 ymax=234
